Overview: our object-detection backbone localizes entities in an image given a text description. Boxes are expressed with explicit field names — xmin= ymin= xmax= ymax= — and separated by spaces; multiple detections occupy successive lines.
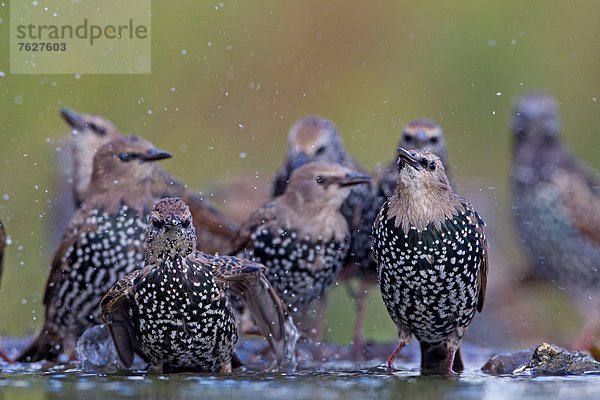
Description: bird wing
xmin=100 ymin=269 xmax=141 ymax=368
xmin=271 ymin=163 xmax=291 ymax=197
xmin=465 ymin=202 xmax=488 ymax=313
xmin=209 ymin=254 xmax=297 ymax=368
xmin=555 ymin=170 xmax=600 ymax=247
xmin=42 ymin=207 xmax=96 ymax=307
xmin=231 ymin=200 xmax=279 ymax=255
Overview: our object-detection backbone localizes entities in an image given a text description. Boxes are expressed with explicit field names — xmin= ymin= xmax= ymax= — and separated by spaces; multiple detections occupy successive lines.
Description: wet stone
xmin=482 ymin=343 xmax=600 ymax=376
xmin=514 ymin=343 xmax=600 ymax=376
xmin=481 ymin=347 xmax=535 ymax=374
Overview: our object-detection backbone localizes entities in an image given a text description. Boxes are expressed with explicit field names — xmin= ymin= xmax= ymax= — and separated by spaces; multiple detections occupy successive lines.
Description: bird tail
xmin=16 ymin=328 xmax=61 ymax=363
xmin=420 ymin=341 xmax=460 ymax=374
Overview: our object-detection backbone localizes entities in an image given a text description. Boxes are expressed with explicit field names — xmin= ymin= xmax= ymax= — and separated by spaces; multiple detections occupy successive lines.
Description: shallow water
xmin=2 ymin=366 xmax=600 ymax=400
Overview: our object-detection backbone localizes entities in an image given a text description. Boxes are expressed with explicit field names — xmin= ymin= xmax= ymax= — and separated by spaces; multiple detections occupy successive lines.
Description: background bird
xmin=60 ymin=108 xmax=239 ymax=255
xmin=17 ymin=136 xmax=172 ymax=362
xmin=373 ymin=148 xmax=487 ymax=374
xmin=512 ymin=91 xmax=600 ymax=351
xmin=101 ymin=198 xmax=295 ymax=372
xmin=271 ymin=116 xmax=375 ymax=346
xmin=235 ymin=161 xmax=370 ymax=336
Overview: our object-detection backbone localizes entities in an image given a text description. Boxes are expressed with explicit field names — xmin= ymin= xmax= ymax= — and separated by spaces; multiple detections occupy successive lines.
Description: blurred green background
xmin=1 ymin=1 xmax=600 ymax=349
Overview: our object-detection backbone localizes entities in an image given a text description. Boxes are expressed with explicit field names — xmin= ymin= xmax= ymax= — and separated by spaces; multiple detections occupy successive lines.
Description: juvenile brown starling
xmin=271 ymin=116 xmax=374 ymax=341
xmin=373 ymin=148 xmax=487 ymax=374
xmin=512 ymin=92 xmax=600 ymax=350
xmin=17 ymin=136 xmax=172 ymax=362
xmin=101 ymin=198 xmax=292 ymax=372
xmin=376 ymin=119 xmax=453 ymax=201
xmin=236 ymin=161 xmax=370 ymax=321
xmin=60 ymin=108 xmax=238 ymax=254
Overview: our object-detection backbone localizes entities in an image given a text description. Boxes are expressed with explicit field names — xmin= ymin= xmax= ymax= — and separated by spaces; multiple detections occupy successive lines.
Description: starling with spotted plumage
xmin=236 ymin=161 xmax=370 ymax=326
xmin=373 ymin=148 xmax=487 ymax=374
xmin=17 ymin=136 xmax=172 ymax=362
xmin=60 ymin=108 xmax=238 ymax=254
xmin=512 ymin=91 xmax=600 ymax=350
xmin=101 ymin=198 xmax=294 ymax=373
xmin=356 ymin=119 xmax=459 ymax=360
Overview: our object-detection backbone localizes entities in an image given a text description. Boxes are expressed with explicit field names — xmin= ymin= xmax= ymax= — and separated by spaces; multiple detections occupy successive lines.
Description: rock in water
xmin=515 ymin=343 xmax=600 ymax=375
xmin=481 ymin=348 xmax=535 ymax=374
xmin=76 ymin=325 xmax=121 ymax=370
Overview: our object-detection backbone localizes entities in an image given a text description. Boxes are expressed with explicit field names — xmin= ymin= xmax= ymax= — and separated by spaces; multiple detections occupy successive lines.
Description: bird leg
xmin=351 ymin=280 xmax=369 ymax=360
xmin=386 ymin=341 xmax=405 ymax=370
xmin=0 ymin=349 xmax=13 ymax=364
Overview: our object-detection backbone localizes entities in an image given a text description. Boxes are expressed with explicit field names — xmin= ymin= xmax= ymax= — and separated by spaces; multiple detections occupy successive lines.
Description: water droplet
xmin=239 ymin=152 xmax=247 ymax=159
xmin=487 ymin=38 xmax=496 ymax=47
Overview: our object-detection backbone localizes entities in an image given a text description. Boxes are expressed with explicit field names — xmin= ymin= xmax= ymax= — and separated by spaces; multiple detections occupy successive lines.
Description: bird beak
xmin=140 ymin=148 xmax=172 ymax=162
xmin=60 ymin=107 xmax=87 ymax=131
xmin=397 ymin=147 xmax=420 ymax=169
xmin=415 ymin=131 xmax=428 ymax=144
xmin=290 ymin=151 xmax=311 ymax=170
xmin=338 ymin=172 xmax=371 ymax=187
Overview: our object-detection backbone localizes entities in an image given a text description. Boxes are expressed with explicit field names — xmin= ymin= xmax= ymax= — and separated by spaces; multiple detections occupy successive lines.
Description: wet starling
xmin=512 ymin=91 xmax=600 ymax=350
xmin=101 ymin=198 xmax=293 ymax=372
xmin=271 ymin=116 xmax=374 ymax=341
xmin=351 ymin=118 xmax=454 ymax=358
xmin=235 ymin=161 xmax=370 ymax=322
xmin=373 ymin=148 xmax=487 ymax=374
xmin=17 ymin=135 xmax=172 ymax=362
xmin=60 ymin=108 xmax=238 ymax=254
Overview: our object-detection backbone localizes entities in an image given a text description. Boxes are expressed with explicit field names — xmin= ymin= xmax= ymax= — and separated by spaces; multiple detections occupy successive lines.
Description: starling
xmin=17 ymin=135 xmax=172 ymax=362
xmin=60 ymin=108 xmax=238 ymax=254
xmin=356 ymin=119 xmax=460 ymax=360
xmin=373 ymin=148 xmax=487 ymax=374
xmin=235 ymin=161 xmax=370 ymax=324
xmin=271 ymin=116 xmax=374 ymax=341
xmin=512 ymin=91 xmax=600 ymax=350
xmin=376 ymin=119 xmax=453 ymax=202
xmin=101 ymin=198 xmax=293 ymax=372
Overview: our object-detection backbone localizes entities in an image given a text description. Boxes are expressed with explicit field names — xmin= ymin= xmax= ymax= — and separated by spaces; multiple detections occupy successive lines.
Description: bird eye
xmin=428 ymin=161 xmax=437 ymax=171
xmin=403 ymin=133 xmax=413 ymax=142
xmin=89 ymin=123 xmax=106 ymax=136
xmin=315 ymin=146 xmax=326 ymax=156
xmin=316 ymin=175 xmax=326 ymax=184
xmin=429 ymin=136 xmax=439 ymax=144
xmin=118 ymin=152 xmax=139 ymax=162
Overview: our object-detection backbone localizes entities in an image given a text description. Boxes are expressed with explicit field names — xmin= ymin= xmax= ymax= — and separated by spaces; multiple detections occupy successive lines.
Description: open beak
xmin=60 ymin=108 xmax=87 ymax=131
xmin=338 ymin=171 xmax=371 ymax=187
xmin=397 ymin=147 xmax=420 ymax=170
xmin=140 ymin=148 xmax=172 ymax=162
